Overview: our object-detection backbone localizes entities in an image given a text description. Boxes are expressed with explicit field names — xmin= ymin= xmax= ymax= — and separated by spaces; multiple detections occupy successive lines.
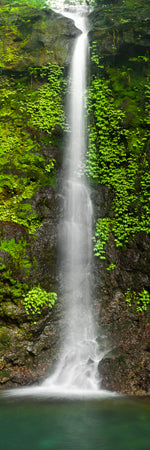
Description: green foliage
xmin=26 ymin=64 xmax=65 ymax=136
xmin=0 ymin=237 xmax=31 ymax=302
xmin=123 ymin=0 xmax=150 ymax=9
xmin=125 ymin=288 xmax=150 ymax=312
xmin=145 ymin=82 xmax=150 ymax=125
xmin=0 ymin=276 xmax=28 ymax=301
xmin=23 ymin=285 xmax=57 ymax=316
xmin=0 ymin=238 xmax=31 ymax=272
xmin=90 ymin=41 xmax=101 ymax=66
xmin=0 ymin=123 xmax=44 ymax=232
xmin=0 ymin=59 xmax=64 ymax=310
xmin=0 ymin=62 xmax=64 ymax=233
xmin=45 ymin=158 xmax=56 ymax=173
xmin=87 ymin=51 xmax=150 ymax=251
xmin=107 ymin=262 xmax=116 ymax=271
xmin=93 ymin=218 xmax=111 ymax=259
xmin=2 ymin=0 xmax=47 ymax=8
xmin=0 ymin=237 xmax=57 ymax=314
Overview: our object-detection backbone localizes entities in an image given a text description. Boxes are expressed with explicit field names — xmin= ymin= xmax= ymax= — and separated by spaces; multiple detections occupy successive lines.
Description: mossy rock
xmin=0 ymin=5 xmax=78 ymax=70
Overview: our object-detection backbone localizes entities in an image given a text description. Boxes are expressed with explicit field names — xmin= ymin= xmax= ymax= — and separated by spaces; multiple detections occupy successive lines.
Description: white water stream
xmin=43 ymin=11 xmax=101 ymax=392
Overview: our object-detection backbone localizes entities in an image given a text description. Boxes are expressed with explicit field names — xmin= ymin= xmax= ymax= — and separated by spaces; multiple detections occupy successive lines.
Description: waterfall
xmin=43 ymin=10 xmax=101 ymax=394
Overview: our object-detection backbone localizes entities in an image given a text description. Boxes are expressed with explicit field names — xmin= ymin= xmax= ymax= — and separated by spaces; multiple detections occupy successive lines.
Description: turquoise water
xmin=0 ymin=396 xmax=150 ymax=449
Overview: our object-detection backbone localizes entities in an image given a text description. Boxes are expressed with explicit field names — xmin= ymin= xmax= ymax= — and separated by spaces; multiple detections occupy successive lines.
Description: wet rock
xmin=0 ymin=303 xmax=27 ymax=325
xmin=98 ymin=346 xmax=150 ymax=395
xmin=0 ymin=6 xmax=79 ymax=70
xmin=0 ymin=222 xmax=29 ymax=242
xmin=89 ymin=5 xmax=150 ymax=59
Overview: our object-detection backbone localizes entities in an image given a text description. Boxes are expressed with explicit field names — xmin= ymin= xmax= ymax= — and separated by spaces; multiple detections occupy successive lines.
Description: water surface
xmin=0 ymin=396 xmax=150 ymax=449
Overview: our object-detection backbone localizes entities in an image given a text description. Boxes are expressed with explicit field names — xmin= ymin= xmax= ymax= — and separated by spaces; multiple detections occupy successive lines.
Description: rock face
xmin=89 ymin=3 xmax=150 ymax=58
xmin=0 ymin=5 xmax=78 ymax=70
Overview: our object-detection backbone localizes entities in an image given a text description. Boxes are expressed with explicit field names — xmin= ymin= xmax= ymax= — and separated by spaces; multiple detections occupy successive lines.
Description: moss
xmin=0 ymin=3 xmax=72 ymax=70
xmin=0 ymin=370 xmax=9 ymax=380
xmin=0 ymin=328 xmax=10 ymax=348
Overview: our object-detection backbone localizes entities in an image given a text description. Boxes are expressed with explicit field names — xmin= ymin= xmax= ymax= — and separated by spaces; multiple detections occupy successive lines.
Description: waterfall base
xmin=4 ymin=385 xmax=118 ymax=400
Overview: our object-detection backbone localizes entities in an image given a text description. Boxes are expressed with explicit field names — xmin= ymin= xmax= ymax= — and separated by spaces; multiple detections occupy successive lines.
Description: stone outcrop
xmin=89 ymin=3 xmax=150 ymax=59
xmin=0 ymin=5 xmax=79 ymax=70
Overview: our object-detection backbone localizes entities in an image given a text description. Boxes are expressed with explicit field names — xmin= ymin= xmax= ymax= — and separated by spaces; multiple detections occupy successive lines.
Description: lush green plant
xmin=0 ymin=58 xmax=64 ymax=309
xmin=93 ymin=218 xmax=111 ymax=259
xmin=26 ymin=64 xmax=65 ymax=137
xmin=0 ymin=237 xmax=32 ymax=302
xmin=87 ymin=46 xmax=150 ymax=253
xmin=0 ymin=276 xmax=28 ymax=301
xmin=107 ymin=262 xmax=116 ymax=271
xmin=145 ymin=82 xmax=150 ymax=125
xmin=2 ymin=0 xmax=47 ymax=8
xmin=0 ymin=238 xmax=31 ymax=272
xmin=0 ymin=62 xmax=64 ymax=233
xmin=0 ymin=124 xmax=44 ymax=232
xmin=23 ymin=285 xmax=57 ymax=316
xmin=125 ymin=288 xmax=150 ymax=312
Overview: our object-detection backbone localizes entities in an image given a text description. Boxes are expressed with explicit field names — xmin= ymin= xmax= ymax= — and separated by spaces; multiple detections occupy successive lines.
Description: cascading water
xmin=43 ymin=10 xmax=101 ymax=394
